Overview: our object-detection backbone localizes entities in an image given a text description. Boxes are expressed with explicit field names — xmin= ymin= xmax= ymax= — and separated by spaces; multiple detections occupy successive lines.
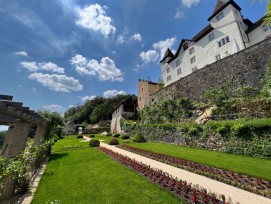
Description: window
xmin=167 ymin=67 xmax=170 ymax=73
xmin=190 ymin=56 xmax=196 ymax=64
xmin=167 ymin=76 xmax=171 ymax=82
xmin=139 ymin=97 xmax=141 ymax=101
xmin=183 ymin=43 xmax=188 ymax=51
xmin=142 ymin=88 xmax=143 ymax=91
xmin=235 ymin=10 xmax=238 ymax=15
xmin=215 ymin=54 xmax=221 ymax=61
xmin=208 ymin=33 xmax=214 ymax=42
xmin=189 ymin=47 xmax=195 ymax=55
xmin=216 ymin=12 xmax=224 ymax=21
xmin=263 ymin=25 xmax=271 ymax=32
xmin=192 ymin=67 xmax=198 ymax=72
xmin=218 ymin=36 xmax=230 ymax=48
xmin=176 ymin=60 xmax=180 ymax=67
xmin=177 ymin=68 xmax=182 ymax=75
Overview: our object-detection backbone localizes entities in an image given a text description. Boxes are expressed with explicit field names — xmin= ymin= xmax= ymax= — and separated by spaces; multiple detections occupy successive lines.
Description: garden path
xmin=100 ymin=142 xmax=271 ymax=204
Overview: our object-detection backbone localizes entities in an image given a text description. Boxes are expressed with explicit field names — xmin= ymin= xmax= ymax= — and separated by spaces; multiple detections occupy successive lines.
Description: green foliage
xmin=234 ymin=85 xmax=260 ymax=100
xmin=140 ymin=98 xmax=194 ymax=124
xmin=0 ymin=131 xmax=7 ymax=148
xmin=113 ymin=133 xmax=120 ymax=138
xmin=89 ymin=139 xmax=100 ymax=147
xmin=89 ymin=134 xmax=95 ymax=138
xmin=106 ymin=132 xmax=112 ymax=136
xmin=76 ymin=135 xmax=83 ymax=138
xmin=264 ymin=0 xmax=271 ymax=25
xmin=261 ymin=60 xmax=271 ymax=98
xmin=133 ymin=133 xmax=146 ymax=143
xmin=121 ymin=134 xmax=130 ymax=139
xmin=64 ymin=95 xmax=137 ymax=124
xmin=109 ymin=138 xmax=119 ymax=145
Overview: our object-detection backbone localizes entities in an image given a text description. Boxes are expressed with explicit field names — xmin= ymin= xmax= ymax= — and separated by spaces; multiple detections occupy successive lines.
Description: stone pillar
xmin=0 ymin=122 xmax=31 ymax=201
xmin=1 ymin=122 xmax=31 ymax=159
xmin=34 ymin=125 xmax=46 ymax=146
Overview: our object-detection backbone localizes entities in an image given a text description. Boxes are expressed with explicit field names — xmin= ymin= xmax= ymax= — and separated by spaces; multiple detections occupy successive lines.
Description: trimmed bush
xmin=133 ymin=133 xmax=146 ymax=143
xmin=109 ymin=138 xmax=119 ymax=145
xmin=113 ymin=133 xmax=120 ymax=138
xmin=89 ymin=134 xmax=95 ymax=138
xmin=121 ymin=134 xmax=130 ymax=139
xmin=77 ymin=135 xmax=83 ymax=138
xmin=89 ymin=139 xmax=100 ymax=147
xmin=106 ymin=132 xmax=112 ymax=136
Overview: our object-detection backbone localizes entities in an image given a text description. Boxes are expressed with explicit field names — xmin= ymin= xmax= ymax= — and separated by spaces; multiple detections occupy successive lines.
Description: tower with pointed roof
xmin=159 ymin=0 xmax=271 ymax=87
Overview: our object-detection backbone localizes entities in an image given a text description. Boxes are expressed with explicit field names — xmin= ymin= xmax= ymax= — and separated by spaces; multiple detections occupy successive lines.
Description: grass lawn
xmin=128 ymin=142 xmax=271 ymax=181
xmin=87 ymin=134 xmax=132 ymax=145
xmin=32 ymin=136 xmax=182 ymax=204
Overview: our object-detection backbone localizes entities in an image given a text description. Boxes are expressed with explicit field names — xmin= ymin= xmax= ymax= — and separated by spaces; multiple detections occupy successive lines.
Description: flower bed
xmin=118 ymin=144 xmax=271 ymax=198
xmin=99 ymin=146 xmax=228 ymax=204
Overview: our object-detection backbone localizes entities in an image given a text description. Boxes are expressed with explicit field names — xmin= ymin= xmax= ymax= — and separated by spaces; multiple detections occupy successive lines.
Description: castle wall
xmin=148 ymin=38 xmax=271 ymax=104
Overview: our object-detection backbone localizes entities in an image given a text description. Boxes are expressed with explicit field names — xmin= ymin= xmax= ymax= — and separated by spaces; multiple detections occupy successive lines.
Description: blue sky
xmin=0 ymin=0 xmax=268 ymax=122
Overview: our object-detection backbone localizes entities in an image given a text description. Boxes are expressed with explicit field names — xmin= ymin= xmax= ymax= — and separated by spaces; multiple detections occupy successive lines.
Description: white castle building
xmin=161 ymin=0 xmax=271 ymax=87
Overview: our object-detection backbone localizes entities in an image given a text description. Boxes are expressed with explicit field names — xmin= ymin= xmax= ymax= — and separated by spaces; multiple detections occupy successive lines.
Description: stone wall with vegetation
xmin=149 ymin=38 xmax=271 ymax=104
xmin=122 ymin=119 xmax=271 ymax=158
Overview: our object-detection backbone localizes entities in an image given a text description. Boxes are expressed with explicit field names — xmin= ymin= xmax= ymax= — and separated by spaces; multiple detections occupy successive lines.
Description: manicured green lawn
xmin=88 ymin=134 xmax=132 ymax=145
xmin=128 ymin=142 xmax=271 ymax=180
xmin=32 ymin=136 xmax=182 ymax=204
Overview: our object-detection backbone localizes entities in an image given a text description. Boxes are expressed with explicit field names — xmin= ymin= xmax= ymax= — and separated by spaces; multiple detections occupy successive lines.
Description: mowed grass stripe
xmin=128 ymin=142 xmax=271 ymax=181
xmin=32 ymin=136 xmax=182 ymax=204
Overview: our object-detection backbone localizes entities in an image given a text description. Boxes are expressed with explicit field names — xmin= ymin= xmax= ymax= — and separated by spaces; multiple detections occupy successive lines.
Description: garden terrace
xmin=118 ymin=144 xmax=271 ymax=198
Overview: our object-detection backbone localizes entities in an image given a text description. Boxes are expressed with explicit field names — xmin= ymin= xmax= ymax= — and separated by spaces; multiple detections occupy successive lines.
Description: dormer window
xmin=167 ymin=67 xmax=170 ymax=73
xmin=216 ymin=12 xmax=224 ymax=21
xmin=183 ymin=43 xmax=189 ymax=51
xmin=208 ymin=33 xmax=214 ymax=42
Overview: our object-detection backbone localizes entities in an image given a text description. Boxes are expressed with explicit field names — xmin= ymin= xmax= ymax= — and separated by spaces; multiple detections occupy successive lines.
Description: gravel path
xmin=100 ymin=142 xmax=271 ymax=204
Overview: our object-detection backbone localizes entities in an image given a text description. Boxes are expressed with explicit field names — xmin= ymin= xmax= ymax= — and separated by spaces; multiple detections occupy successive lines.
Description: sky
xmin=0 ymin=0 xmax=268 ymax=126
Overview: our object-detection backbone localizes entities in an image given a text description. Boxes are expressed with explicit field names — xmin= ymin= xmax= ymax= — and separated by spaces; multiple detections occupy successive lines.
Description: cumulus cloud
xmin=42 ymin=104 xmax=62 ymax=112
xmin=153 ymin=37 xmax=177 ymax=59
xmin=103 ymin=90 xmax=127 ymax=98
xmin=175 ymin=9 xmax=185 ymax=19
xmin=75 ymin=4 xmax=116 ymax=37
xmin=14 ymin=51 xmax=28 ymax=57
xmin=81 ymin=95 xmax=96 ymax=102
xmin=20 ymin=61 xmax=65 ymax=74
xmin=140 ymin=50 xmax=159 ymax=63
xmin=130 ymin=33 xmax=142 ymax=41
xmin=29 ymin=73 xmax=83 ymax=92
xmin=181 ymin=0 xmax=200 ymax=8
xmin=70 ymin=54 xmax=124 ymax=82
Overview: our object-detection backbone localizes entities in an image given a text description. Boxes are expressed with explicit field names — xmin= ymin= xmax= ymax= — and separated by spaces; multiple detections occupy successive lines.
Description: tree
xmin=264 ymin=0 xmax=271 ymax=25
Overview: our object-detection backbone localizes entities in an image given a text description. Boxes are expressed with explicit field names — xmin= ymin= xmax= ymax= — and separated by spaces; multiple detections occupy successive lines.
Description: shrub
xmin=109 ymin=138 xmax=119 ymax=145
xmin=121 ymin=134 xmax=130 ymax=139
xmin=89 ymin=139 xmax=100 ymax=147
xmin=76 ymin=135 xmax=83 ymax=138
xmin=106 ymin=132 xmax=112 ymax=136
xmin=230 ymin=123 xmax=249 ymax=136
xmin=89 ymin=134 xmax=95 ymax=138
xmin=133 ymin=133 xmax=146 ymax=143
xmin=113 ymin=133 xmax=120 ymax=138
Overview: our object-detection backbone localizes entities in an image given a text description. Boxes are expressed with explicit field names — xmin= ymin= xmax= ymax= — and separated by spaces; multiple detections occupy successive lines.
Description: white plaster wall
xmin=163 ymin=4 xmax=246 ymax=87
xmin=247 ymin=25 xmax=271 ymax=47
xmin=111 ymin=104 xmax=124 ymax=133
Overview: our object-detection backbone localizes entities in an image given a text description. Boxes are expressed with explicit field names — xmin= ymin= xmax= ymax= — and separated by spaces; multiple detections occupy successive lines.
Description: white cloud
xmin=20 ymin=61 xmax=65 ymax=74
xmin=130 ymin=33 xmax=142 ymax=41
xmin=181 ymin=0 xmax=200 ymax=8
xmin=117 ymin=35 xmax=125 ymax=44
xmin=175 ymin=9 xmax=185 ymax=19
xmin=140 ymin=50 xmax=159 ymax=63
xmin=103 ymin=90 xmax=127 ymax=98
xmin=153 ymin=37 xmax=177 ymax=59
xmin=42 ymin=104 xmax=63 ymax=112
xmin=71 ymin=54 xmax=124 ymax=82
xmin=81 ymin=95 xmax=96 ymax=102
xmin=14 ymin=51 xmax=28 ymax=57
xmin=75 ymin=4 xmax=116 ymax=37
xmin=29 ymin=73 xmax=83 ymax=92
xmin=0 ymin=125 xmax=9 ymax=132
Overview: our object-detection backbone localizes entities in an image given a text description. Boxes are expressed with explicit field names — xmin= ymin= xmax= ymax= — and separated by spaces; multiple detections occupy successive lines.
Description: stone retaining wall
xmin=149 ymin=38 xmax=271 ymax=104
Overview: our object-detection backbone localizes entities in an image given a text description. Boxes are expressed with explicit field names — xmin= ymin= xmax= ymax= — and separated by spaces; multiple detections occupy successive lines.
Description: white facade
xmin=110 ymin=104 xmax=124 ymax=134
xmin=162 ymin=0 xmax=271 ymax=87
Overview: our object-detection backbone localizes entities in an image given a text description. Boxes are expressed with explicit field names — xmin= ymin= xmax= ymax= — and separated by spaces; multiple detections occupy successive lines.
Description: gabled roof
xmin=208 ymin=0 xmax=241 ymax=21
xmin=160 ymin=48 xmax=174 ymax=63
xmin=246 ymin=16 xmax=265 ymax=33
